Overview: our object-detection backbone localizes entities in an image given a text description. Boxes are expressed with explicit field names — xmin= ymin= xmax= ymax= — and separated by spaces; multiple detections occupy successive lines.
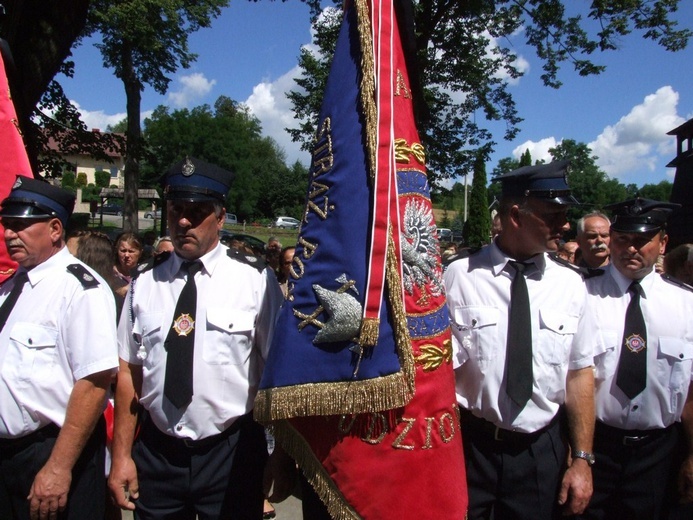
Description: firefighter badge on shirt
xmin=625 ymin=333 xmax=646 ymax=353
xmin=173 ymin=313 xmax=195 ymax=336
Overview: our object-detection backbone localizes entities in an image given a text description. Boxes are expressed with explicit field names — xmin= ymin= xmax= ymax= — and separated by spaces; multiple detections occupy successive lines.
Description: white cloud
xmin=68 ymin=100 xmax=154 ymax=132
xmin=167 ymin=72 xmax=217 ymax=108
xmin=245 ymin=66 xmax=310 ymax=166
xmin=589 ymin=86 xmax=684 ymax=180
xmin=67 ymin=100 xmax=126 ymax=131
xmin=512 ymin=137 xmax=558 ymax=162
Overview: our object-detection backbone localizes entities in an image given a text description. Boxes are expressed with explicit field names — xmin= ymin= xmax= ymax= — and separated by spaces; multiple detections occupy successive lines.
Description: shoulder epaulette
xmin=662 ymin=273 xmax=693 ymax=293
xmin=66 ymin=264 xmax=100 ymax=288
xmin=227 ymin=247 xmax=267 ymax=273
xmin=549 ymin=254 xmax=605 ymax=279
xmin=134 ymin=251 xmax=171 ymax=278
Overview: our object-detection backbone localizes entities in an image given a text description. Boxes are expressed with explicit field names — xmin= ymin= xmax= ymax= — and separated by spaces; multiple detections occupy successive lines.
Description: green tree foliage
xmin=61 ymin=171 xmax=76 ymax=190
xmin=287 ymin=1 xmax=690 ymax=184
xmin=85 ymin=0 xmax=230 ymax=232
xmin=94 ymin=170 xmax=111 ymax=189
xmin=76 ymin=172 xmax=88 ymax=187
xmin=141 ymin=96 xmax=308 ymax=222
xmin=638 ymin=180 xmax=673 ymax=201
xmin=463 ymin=154 xmax=491 ymax=247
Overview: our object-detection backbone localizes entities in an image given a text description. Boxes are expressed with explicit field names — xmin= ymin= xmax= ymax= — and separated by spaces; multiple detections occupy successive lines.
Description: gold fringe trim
xmin=354 ymin=0 xmax=377 ymax=182
xmin=255 ymin=370 xmax=410 ymax=422
xmin=386 ymin=227 xmax=417 ymax=394
xmin=271 ymin=420 xmax=361 ymax=520
xmin=358 ymin=317 xmax=380 ymax=347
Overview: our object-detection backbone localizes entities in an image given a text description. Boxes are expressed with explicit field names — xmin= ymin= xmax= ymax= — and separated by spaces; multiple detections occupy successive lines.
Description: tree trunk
xmin=121 ymin=41 xmax=141 ymax=233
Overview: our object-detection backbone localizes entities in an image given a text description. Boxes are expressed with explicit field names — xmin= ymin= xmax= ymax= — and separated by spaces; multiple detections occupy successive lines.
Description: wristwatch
xmin=572 ymin=450 xmax=596 ymax=466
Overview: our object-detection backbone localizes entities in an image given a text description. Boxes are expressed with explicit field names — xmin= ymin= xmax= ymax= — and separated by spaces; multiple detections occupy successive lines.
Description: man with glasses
xmin=444 ymin=161 xmax=596 ymax=519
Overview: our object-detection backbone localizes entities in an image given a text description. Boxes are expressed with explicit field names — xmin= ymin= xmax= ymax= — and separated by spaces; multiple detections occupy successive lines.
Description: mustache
xmin=6 ymin=240 xmax=23 ymax=248
xmin=590 ymin=243 xmax=608 ymax=252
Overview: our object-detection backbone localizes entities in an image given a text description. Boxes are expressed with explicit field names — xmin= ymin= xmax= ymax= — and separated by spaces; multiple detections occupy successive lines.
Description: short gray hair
xmin=577 ymin=211 xmax=611 ymax=235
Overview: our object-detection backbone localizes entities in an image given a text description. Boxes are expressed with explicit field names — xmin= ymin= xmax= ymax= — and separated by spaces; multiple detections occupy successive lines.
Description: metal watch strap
xmin=572 ymin=450 xmax=595 ymax=465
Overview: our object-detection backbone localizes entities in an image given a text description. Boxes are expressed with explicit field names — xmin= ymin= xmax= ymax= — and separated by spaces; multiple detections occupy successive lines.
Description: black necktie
xmin=616 ymin=281 xmax=647 ymax=399
xmin=0 ymin=272 xmax=28 ymax=332
xmin=164 ymin=261 xmax=202 ymax=408
xmin=505 ymin=261 xmax=533 ymax=408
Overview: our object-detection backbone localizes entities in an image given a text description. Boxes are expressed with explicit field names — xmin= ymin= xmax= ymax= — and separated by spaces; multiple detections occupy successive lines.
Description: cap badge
xmin=173 ymin=313 xmax=195 ymax=336
xmin=12 ymin=178 xmax=23 ymax=189
xmin=182 ymin=158 xmax=195 ymax=177
xmin=629 ymin=200 xmax=643 ymax=216
xmin=625 ymin=333 xmax=646 ymax=353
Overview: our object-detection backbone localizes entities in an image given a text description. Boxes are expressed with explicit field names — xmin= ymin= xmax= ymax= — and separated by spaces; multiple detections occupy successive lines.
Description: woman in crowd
xmin=113 ymin=231 xmax=143 ymax=297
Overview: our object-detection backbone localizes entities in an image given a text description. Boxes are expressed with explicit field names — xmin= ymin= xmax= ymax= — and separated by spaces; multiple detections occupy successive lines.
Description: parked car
xmin=219 ymin=231 xmax=266 ymax=256
xmin=224 ymin=213 xmax=238 ymax=225
xmin=99 ymin=203 xmax=123 ymax=216
xmin=437 ymin=228 xmax=452 ymax=241
xmin=272 ymin=216 xmax=300 ymax=229
xmin=144 ymin=209 xmax=162 ymax=219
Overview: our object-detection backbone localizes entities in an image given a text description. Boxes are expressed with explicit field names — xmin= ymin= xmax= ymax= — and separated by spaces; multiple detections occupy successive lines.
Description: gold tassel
xmin=358 ymin=317 xmax=380 ymax=347
xmin=254 ymin=370 xmax=412 ymax=422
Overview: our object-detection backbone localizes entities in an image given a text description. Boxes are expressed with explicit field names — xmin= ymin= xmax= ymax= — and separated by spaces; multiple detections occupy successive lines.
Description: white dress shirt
xmin=0 ymin=247 xmax=118 ymax=437
xmin=444 ymin=241 xmax=595 ymax=433
xmin=119 ymin=243 xmax=283 ymax=440
xmin=587 ymin=264 xmax=693 ymax=430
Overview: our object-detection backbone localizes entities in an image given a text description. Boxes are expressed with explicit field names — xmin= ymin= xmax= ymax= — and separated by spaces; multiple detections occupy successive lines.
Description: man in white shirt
xmin=108 ymin=157 xmax=284 ymax=520
xmin=581 ymin=198 xmax=693 ymax=519
xmin=0 ymin=177 xmax=118 ymax=520
xmin=444 ymin=161 xmax=596 ymax=519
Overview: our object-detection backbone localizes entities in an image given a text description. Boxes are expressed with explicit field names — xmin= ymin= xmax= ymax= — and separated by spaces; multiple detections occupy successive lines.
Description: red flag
xmin=256 ymin=0 xmax=468 ymax=517
xmin=0 ymin=45 xmax=32 ymax=282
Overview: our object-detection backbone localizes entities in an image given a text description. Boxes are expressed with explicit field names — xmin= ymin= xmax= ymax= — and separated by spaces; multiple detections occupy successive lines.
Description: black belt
xmin=460 ymin=407 xmax=559 ymax=446
xmin=140 ymin=413 xmax=251 ymax=451
xmin=595 ymin=420 xmax=673 ymax=447
xmin=0 ymin=423 xmax=61 ymax=452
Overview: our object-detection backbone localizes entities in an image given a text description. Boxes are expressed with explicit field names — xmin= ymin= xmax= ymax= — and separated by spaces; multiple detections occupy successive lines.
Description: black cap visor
xmin=0 ymin=200 xmax=56 ymax=220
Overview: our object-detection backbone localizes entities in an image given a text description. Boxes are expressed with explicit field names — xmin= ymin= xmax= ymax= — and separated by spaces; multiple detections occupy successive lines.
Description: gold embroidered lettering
xmin=439 ymin=412 xmax=455 ymax=443
xmin=394 ymin=138 xmax=426 ymax=165
xmin=395 ymin=70 xmax=411 ymax=99
xmin=392 ymin=417 xmax=416 ymax=450
xmin=307 ymin=198 xmax=335 ymax=220
xmin=298 ymin=237 xmax=318 ymax=260
xmin=311 ymin=118 xmax=334 ymax=177
xmin=338 ymin=414 xmax=357 ymax=434
xmin=422 ymin=417 xmax=434 ymax=450
xmin=308 ymin=182 xmax=329 ymax=199
xmin=362 ymin=413 xmax=388 ymax=445
xmin=289 ymin=256 xmax=305 ymax=280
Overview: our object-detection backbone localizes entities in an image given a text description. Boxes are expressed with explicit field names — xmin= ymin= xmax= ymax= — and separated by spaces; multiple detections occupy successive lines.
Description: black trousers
xmin=132 ymin=413 xmax=267 ymax=520
xmin=460 ymin=408 xmax=567 ymax=520
xmin=579 ymin=421 xmax=680 ymax=520
xmin=0 ymin=419 xmax=106 ymax=520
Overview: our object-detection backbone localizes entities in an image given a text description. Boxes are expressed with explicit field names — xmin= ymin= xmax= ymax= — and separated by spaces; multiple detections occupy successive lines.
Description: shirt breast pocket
xmin=658 ymin=337 xmax=693 ymax=392
xmin=594 ymin=330 xmax=619 ymax=381
xmin=452 ymin=306 xmax=499 ymax=368
xmin=136 ymin=313 xmax=164 ymax=368
xmin=537 ymin=308 xmax=577 ymax=366
xmin=203 ymin=308 xmax=255 ymax=365
xmin=9 ymin=322 xmax=58 ymax=379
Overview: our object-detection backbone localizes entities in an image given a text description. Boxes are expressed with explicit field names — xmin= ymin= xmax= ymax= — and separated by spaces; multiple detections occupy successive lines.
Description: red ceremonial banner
xmin=257 ymin=0 xmax=468 ymax=518
xmin=0 ymin=46 xmax=32 ymax=282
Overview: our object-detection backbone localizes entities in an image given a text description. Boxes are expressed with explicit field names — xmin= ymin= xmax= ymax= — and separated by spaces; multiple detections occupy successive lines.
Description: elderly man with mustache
xmin=576 ymin=212 xmax=611 ymax=271
xmin=580 ymin=198 xmax=693 ymax=520
xmin=0 ymin=177 xmax=118 ymax=520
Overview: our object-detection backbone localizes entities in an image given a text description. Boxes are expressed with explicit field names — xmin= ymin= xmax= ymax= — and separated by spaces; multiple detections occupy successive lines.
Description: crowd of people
xmin=0 ymin=157 xmax=691 ymax=520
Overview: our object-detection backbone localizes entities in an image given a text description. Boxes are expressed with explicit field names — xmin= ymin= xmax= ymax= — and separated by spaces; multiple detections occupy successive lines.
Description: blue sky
xmin=60 ymin=1 xmax=693 ymax=188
